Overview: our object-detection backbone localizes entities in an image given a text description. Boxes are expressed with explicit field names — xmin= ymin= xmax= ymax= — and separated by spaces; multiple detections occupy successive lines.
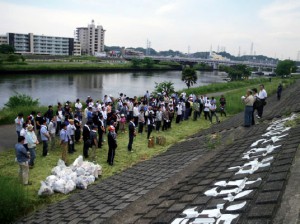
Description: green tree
xmin=182 ymin=67 xmax=197 ymax=88
xmin=153 ymin=81 xmax=175 ymax=96
xmin=142 ymin=57 xmax=155 ymax=69
xmin=131 ymin=58 xmax=142 ymax=68
xmin=223 ymin=64 xmax=251 ymax=81
xmin=0 ymin=44 xmax=15 ymax=54
xmin=275 ymin=60 xmax=297 ymax=76
xmin=5 ymin=92 xmax=39 ymax=108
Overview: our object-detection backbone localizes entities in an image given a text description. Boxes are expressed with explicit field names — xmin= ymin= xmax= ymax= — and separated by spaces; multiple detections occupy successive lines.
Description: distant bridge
xmin=124 ymin=55 xmax=277 ymax=70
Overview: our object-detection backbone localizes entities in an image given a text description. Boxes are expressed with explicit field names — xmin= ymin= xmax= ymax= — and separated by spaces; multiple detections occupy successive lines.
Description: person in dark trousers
xmin=147 ymin=111 xmax=155 ymax=139
xmin=82 ymin=121 xmax=91 ymax=158
xmin=97 ymin=114 xmax=105 ymax=148
xmin=107 ymin=125 xmax=117 ymax=166
xmin=74 ymin=114 xmax=81 ymax=143
xmin=277 ymin=83 xmax=283 ymax=100
xmin=257 ymin=84 xmax=267 ymax=119
xmin=128 ymin=117 xmax=136 ymax=152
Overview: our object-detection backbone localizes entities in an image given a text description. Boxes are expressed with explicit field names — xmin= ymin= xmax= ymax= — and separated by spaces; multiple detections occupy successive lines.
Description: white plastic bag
xmin=53 ymin=179 xmax=66 ymax=194
xmin=73 ymin=155 xmax=83 ymax=167
xmin=38 ymin=181 xmax=54 ymax=196
xmin=75 ymin=167 xmax=86 ymax=176
xmin=76 ymin=176 xmax=89 ymax=189
xmin=64 ymin=180 xmax=76 ymax=194
xmin=87 ymin=175 xmax=95 ymax=185
xmin=45 ymin=175 xmax=58 ymax=188
xmin=51 ymin=166 xmax=61 ymax=176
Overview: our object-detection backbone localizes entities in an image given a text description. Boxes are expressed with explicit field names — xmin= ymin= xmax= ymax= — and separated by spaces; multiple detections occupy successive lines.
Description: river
xmin=0 ymin=70 xmax=228 ymax=108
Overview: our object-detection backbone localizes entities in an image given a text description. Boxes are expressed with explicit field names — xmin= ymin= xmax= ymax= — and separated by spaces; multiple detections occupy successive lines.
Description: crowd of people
xmin=14 ymin=85 xmax=273 ymax=185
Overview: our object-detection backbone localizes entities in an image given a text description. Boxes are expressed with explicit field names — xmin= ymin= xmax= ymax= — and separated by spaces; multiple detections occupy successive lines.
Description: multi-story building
xmin=7 ymin=33 xmax=75 ymax=55
xmin=76 ymin=20 xmax=105 ymax=55
xmin=73 ymin=40 xmax=81 ymax=56
xmin=0 ymin=35 xmax=8 ymax=45
xmin=0 ymin=33 xmax=80 ymax=56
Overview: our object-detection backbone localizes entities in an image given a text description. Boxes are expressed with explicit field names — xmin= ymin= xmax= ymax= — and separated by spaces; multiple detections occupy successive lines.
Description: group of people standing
xmin=14 ymin=91 xmax=229 ymax=185
xmin=242 ymin=83 xmax=272 ymax=127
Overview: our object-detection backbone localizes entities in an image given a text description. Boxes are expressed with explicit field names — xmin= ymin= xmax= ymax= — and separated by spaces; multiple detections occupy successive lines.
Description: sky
xmin=0 ymin=0 xmax=299 ymax=60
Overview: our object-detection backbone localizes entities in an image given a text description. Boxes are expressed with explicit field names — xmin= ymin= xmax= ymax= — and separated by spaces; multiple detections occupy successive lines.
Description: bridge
xmin=124 ymin=55 xmax=277 ymax=70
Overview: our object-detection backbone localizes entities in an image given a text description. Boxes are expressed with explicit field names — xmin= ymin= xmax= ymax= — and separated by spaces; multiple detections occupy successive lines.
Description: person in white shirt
xmin=204 ymin=99 xmax=212 ymax=122
xmin=257 ymin=84 xmax=268 ymax=118
xmin=48 ymin=116 xmax=57 ymax=150
xmin=67 ymin=119 xmax=76 ymax=153
xmin=25 ymin=124 xmax=39 ymax=167
xmin=210 ymin=101 xmax=220 ymax=124
xmin=15 ymin=113 xmax=24 ymax=139
xmin=75 ymin=98 xmax=83 ymax=121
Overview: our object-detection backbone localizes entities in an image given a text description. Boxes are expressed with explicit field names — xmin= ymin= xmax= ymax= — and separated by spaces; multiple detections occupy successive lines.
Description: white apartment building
xmin=0 ymin=35 xmax=8 ymax=45
xmin=0 ymin=33 xmax=81 ymax=56
xmin=73 ymin=40 xmax=81 ymax=56
xmin=76 ymin=20 xmax=105 ymax=55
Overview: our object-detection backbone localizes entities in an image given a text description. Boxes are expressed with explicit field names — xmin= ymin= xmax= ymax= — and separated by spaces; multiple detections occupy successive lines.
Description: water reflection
xmin=0 ymin=71 xmax=228 ymax=108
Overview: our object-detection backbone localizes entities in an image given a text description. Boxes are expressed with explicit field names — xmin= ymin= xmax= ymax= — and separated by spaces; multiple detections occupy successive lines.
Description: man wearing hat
xmin=25 ymin=124 xmax=39 ymax=168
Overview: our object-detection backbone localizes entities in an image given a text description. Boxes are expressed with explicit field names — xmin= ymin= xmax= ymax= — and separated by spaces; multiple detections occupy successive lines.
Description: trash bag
xmin=45 ymin=175 xmax=59 ymax=188
xmin=57 ymin=159 xmax=67 ymax=169
xmin=73 ymin=155 xmax=83 ymax=167
xmin=51 ymin=166 xmax=62 ymax=176
xmin=38 ymin=181 xmax=54 ymax=196
xmin=87 ymin=175 xmax=95 ymax=185
xmin=76 ymin=176 xmax=89 ymax=189
xmin=64 ymin=180 xmax=76 ymax=194
xmin=75 ymin=167 xmax=86 ymax=176
xmin=53 ymin=179 xmax=66 ymax=194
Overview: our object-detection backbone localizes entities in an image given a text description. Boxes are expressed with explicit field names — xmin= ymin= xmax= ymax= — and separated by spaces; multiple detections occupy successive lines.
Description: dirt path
xmin=0 ymin=124 xmax=16 ymax=152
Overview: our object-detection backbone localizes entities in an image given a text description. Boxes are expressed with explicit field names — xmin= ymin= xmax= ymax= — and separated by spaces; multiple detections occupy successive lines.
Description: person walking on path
xmin=210 ymin=101 xmax=220 ymax=124
xmin=128 ymin=117 xmax=136 ymax=152
xmin=15 ymin=136 xmax=31 ymax=185
xmin=40 ymin=119 xmax=50 ymax=156
xmin=59 ymin=123 xmax=68 ymax=164
xmin=107 ymin=125 xmax=117 ymax=166
xmin=25 ymin=124 xmax=39 ymax=168
xmin=219 ymin=95 xmax=227 ymax=117
xmin=277 ymin=83 xmax=283 ymax=100
xmin=257 ymin=84 xmax=267 ymax=119
xmin=242 ymin=89 xmax=255 ymax=127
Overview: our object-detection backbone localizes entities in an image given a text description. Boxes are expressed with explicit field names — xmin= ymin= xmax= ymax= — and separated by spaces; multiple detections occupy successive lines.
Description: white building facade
xmin=76 ymin=20 xmax=105 ymax=55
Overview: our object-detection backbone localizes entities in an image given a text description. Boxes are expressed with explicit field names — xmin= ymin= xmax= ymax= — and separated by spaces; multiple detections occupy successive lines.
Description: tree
xmin=275 ymin=60 xmax=297 ymax=76
xmin=131 ymin=58 xmax=142 ymax=68
xmin=153 ymin=81 xmax=175 ymax=96
xmin=182 ymin=67 xmax=197 ymax=88
xmin=142 ymin=57 xmax=155 ymax=69
xmin=0 ymin=44 xmax=15 ymax=54
xmin=223 ymin=64 xmax=251 ymax=81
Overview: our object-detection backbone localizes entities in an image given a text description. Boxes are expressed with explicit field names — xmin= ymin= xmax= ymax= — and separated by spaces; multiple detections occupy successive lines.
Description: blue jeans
xmin=244 ymin=106 xmax=253 ymax=126
xmin=28 ymin=147 xmax=36 ymax=166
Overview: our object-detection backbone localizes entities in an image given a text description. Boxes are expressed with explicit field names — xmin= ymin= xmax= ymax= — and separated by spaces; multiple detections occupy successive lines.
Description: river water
xmin=0 ymin=70 xmax=228 ymax=108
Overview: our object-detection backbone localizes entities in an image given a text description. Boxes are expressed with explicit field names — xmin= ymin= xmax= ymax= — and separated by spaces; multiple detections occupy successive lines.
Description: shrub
xmin=0 ymin=176 xmax=30 ymax=223
xmin=5 ymin=92 xmax=39 ymax=109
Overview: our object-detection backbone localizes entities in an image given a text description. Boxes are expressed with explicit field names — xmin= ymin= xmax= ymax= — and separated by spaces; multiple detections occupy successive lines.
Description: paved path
xmin=18 ymin=80 xmax=300 ymax=223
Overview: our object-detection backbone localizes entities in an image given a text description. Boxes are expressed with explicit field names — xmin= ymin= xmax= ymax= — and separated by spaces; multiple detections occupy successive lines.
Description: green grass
xmin=0 ymin=76 xmax=297 ymax=222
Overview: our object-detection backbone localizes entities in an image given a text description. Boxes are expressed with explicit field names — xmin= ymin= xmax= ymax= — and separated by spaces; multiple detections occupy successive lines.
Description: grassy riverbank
xmin=0 ymin=77 xmax=296 ymax=223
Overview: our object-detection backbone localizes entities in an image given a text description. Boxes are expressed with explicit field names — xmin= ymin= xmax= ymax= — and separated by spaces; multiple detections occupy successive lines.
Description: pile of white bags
xmin=38 ymin=156 xmax=102 ymax=196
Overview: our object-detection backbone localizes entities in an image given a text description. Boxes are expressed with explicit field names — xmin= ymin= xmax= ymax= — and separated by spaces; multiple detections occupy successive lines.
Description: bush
xmin=5 ymin=92 xmax=39 ymax=109
xmin=0 ymin=176 xmax=30 ymax=223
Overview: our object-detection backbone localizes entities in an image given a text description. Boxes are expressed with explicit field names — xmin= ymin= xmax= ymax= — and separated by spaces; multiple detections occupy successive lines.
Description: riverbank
xmin=8 ymin=76 xmax=299 ymax=223
xmin=0 ymin=62 xmax=181 ymax=74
